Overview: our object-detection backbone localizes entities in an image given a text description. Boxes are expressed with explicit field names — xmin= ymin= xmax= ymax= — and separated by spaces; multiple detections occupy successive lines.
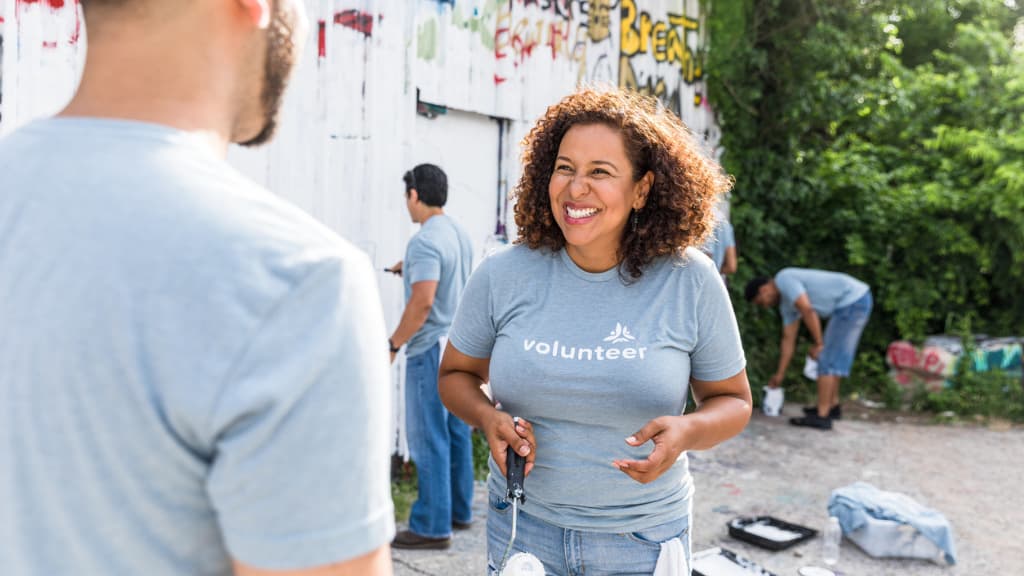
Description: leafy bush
xmin=706 ymin=0 xmax=1024 ymax=418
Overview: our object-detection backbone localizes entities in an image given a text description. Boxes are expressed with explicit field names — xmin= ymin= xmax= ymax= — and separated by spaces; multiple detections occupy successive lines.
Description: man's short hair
xmin=745 ymin=276 xmax=771 ymax=302
xmin=403 ymin=164 xmax=447 ymax=208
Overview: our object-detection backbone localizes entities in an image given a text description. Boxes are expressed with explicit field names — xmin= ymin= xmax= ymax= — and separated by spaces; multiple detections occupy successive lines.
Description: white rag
xmin=653 ymin=537 xmax=689 ymax=576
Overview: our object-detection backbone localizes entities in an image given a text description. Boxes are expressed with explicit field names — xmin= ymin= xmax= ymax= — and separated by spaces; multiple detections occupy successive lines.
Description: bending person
xmin=745 ymin=268 xmax=873 ymax=430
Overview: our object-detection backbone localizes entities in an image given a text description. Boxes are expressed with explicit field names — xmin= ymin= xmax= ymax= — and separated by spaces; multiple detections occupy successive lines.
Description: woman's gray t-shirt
xmin=448 ymin=245 xmax=746 ymax=532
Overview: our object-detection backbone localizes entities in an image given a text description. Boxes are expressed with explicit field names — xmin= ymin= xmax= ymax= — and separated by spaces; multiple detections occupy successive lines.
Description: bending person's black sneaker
xmin=803 ymin=404 xmax=842 ymax=419
xmin=391 ymin=530 xmax=452 ymax=550
xmin=452 ymin=519 xmax=473 ymax=531
xmin=789 ymin=414 xmax=833 ymax=430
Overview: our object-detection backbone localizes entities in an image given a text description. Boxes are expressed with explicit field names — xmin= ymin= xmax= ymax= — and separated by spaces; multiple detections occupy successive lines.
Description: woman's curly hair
xmin=513 ymin=87 xmax=732 ymax=280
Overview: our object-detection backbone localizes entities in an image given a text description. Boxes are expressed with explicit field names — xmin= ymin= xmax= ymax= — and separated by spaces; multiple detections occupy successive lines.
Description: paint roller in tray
xmin=494 ymin=417 xmax=543 ymax=576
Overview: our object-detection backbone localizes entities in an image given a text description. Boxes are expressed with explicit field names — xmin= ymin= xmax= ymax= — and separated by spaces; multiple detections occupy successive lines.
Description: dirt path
xmin=692 ymin=404 xmax=1024 ymax=575
xmin=394 ymin=403 xmax=1024 ymax=575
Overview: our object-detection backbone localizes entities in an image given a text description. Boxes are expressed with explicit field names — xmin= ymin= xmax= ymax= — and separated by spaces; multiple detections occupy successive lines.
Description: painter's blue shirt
xmin=403 ymin=214 xmax=474 ymax=357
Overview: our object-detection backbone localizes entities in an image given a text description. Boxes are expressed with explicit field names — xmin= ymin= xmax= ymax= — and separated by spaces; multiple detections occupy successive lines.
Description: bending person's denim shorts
xmin=486 ymin=488 xmax=691 ymax=575
xmin=818 ymin=291 xmax=873 ymax=377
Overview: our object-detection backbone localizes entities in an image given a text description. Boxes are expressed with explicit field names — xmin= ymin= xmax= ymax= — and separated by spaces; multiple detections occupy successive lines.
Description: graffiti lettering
xmin=15 ymin=0 xmax=81 ymax=48
xmin=522 ymin=0 xmax=574 ymax=21
xmin=618 ymin=56 xmax=682 ymax=111
xmin=20 ymin=0 xmax=66 ymax=8
xmin=453 ymin=2 xmax=500 ymax=51
xmin=497 ymin=6 xmax=579 ymax=66
xmin=620 ymin=0 xmax=700 ymax=82
xmin=334 ymin=10 xmax=375 ymax=38
xmin=584 ymin=0 xmax=615 ymax=42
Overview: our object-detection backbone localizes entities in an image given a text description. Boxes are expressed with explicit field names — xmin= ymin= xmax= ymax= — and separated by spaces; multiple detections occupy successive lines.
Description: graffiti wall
xmin=413 ymin=0 xmax=715 ymax=134
xmin=0 ymin=0 xmax=723 ymax=455
xmin=887 ymin=335 xmax=1024 ymax=392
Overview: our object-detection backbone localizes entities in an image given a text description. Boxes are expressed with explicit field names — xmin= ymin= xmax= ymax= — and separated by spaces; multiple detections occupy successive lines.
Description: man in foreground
xmin=0 ymin=1 xmax=394 ymax=574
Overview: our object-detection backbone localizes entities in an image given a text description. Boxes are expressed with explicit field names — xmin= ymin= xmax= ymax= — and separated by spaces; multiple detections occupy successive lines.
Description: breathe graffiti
xmin=619 ymin=0 xmax=700 ymax=81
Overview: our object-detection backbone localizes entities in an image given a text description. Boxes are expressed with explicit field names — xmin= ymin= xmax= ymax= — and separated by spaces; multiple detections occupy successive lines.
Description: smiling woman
xmin=438 ymin=87 xmax=752 ymax=576
xmin=515 ymin=87 xmax=730 ymax=280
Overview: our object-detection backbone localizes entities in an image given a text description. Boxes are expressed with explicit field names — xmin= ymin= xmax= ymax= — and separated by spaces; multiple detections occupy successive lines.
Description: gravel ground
xmin=393 ymin=402 xmax=1024 ymax=575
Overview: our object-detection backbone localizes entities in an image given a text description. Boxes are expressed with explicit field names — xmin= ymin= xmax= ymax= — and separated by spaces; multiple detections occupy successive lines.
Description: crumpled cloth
xmin=828 ymin=481 xmax=956 ymax=564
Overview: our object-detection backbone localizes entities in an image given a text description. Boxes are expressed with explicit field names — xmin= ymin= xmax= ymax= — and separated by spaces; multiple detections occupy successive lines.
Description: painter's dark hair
xmin=514 ymin=87 xmax=732 ymax=280
xmin=403 ymin=164 xmax=448 ymax=208
xmin=745 ymin=276 xmax=771 ymax=302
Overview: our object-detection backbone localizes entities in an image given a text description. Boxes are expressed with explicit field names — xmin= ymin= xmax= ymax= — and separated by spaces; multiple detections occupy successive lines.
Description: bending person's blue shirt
xmin=775 ymin=267 xmax=870 ymax=326
xmin=0 ymin=118 xmax=394 ymax=575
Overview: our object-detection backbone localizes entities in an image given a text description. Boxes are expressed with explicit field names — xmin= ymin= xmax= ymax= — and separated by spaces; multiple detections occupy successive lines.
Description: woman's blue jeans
xmin=486 ymin=487 xmax=692 ymax=575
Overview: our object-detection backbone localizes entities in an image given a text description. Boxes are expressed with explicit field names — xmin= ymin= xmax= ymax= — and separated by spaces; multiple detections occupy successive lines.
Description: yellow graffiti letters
xmin=620 ymin=0 xmax=701 ymax=82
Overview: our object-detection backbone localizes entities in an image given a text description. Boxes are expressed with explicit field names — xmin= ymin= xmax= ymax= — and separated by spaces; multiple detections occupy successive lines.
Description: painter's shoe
xmin=789 ymin=413 xmax=833 ymax=430
xmin=391 ymin=530 xmax=451 ymax=550
xmin=803 ymin=404 xmax=842 ymax=420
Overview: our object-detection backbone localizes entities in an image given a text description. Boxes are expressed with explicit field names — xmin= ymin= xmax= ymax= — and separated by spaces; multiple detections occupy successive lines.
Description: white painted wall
xmin=413 ymin=108 xmax=505 ymax=264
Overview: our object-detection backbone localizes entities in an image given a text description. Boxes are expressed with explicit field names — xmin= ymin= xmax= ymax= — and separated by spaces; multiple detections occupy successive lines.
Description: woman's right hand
xmin=482 ymin=412 xmax=536 ymax=478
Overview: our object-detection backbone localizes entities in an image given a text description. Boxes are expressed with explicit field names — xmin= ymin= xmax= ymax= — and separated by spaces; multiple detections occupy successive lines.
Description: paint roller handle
xmin=505 ymin=446 xmax=527 ymax=504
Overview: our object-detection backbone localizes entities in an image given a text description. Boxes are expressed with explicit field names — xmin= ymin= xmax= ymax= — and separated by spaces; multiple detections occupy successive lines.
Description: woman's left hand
xmin=612 ymin=415 xmax=691 ymax=484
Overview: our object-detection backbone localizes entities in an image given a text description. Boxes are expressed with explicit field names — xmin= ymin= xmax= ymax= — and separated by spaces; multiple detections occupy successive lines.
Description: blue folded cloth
xmin=828 ymin=481 xmax=957 ymax=565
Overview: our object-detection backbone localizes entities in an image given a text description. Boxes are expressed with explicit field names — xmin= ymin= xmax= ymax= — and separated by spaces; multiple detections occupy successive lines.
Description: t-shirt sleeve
xmin=774 ymin=270 xmax=805 ymax=326
xmin=690 ymin=268 xmax=747 ymax=382
xmin=405 ymin=235 xmax=442 ymax=284
xmin=448 ymin=257 xmax=496 ymax=359
xmin=205 ymin=255 xmax=394 ymax=570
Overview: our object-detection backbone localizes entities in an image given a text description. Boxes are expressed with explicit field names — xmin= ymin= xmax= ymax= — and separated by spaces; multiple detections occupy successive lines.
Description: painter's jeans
xmin=405 ymin=341 xmax=475 ymax=538
xmin=819 ymin=291 xmax=873 ymax=377
xmin=486 ymin=487 xmax=692 ymax=575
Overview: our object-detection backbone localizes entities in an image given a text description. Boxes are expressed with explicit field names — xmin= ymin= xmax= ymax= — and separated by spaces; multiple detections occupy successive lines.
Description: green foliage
xmin=919 ymin=370 xmax=1024 ymax=421
xmin=391 ymin=458 xmax=418 ymax=522
xmin=390 ymin=431 xmax=490 ymax=522
xmin=706 ymin=0 xmax=1024 ymax=414
xmin=472 ymin=429 xmax=491 ymax=481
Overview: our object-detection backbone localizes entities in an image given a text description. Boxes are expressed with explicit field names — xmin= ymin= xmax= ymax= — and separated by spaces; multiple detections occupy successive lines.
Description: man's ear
xmin=408 ymin=189 xmax=419 ymax=204
xmin=633 ymin=171 xmax=654 ymax=210
xmin=237 ymin=0 xmax=271 ymax=29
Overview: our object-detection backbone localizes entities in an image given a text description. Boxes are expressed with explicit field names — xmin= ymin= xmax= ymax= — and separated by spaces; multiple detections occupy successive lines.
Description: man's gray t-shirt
xmin=0 ymin=118 xmax=394 ymax=575
xmin=449 ymin=245 xmax=746 ymax=531
xmin=774 ymin=267 xmax=870 ymax=326
xmin=403 ymin=214 xmax=473 ymax=357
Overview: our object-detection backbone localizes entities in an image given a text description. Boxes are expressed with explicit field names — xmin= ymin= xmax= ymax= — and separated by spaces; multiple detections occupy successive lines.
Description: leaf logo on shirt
xmin=603 ymin=322 xmax=636 ymax=344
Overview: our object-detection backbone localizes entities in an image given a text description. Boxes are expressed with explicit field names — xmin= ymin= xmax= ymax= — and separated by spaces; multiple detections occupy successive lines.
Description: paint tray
xmin=692 ymin=547 xmax=777 ymax=576
xmin=728 ymin=516 xmax=818 ymax=551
